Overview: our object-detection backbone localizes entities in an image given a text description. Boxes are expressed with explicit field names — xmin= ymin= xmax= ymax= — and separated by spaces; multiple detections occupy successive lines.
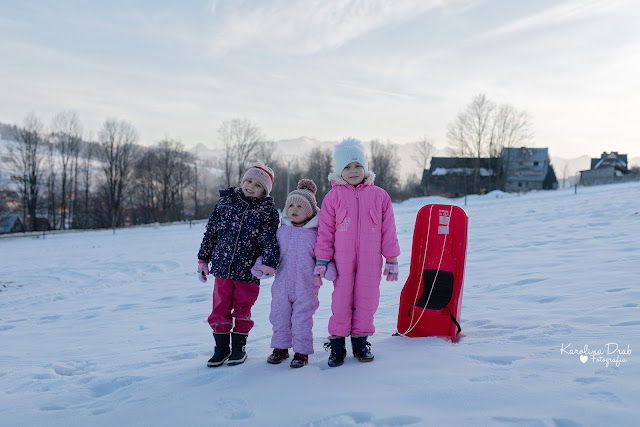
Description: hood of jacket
xmin=327 ymin=171 xmax=376 ymax=188
xmin=281 ymin=209 xmax=320 ymax=229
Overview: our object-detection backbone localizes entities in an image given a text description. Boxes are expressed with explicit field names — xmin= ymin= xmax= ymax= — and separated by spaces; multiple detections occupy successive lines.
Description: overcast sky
xmin=1 ymin=0 xmax=639 ymax=158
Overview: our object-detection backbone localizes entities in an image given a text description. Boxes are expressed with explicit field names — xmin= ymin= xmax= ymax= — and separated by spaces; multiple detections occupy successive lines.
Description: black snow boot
xmin=207 ymin=332 xmax=231 ymax=367
xmin=227 ymin=332 xmax=248 ymax=366
xmin=324 ymin=336 xmax=347 ymax=367
xmin=351 ymin=336 xmax=374 ymax=362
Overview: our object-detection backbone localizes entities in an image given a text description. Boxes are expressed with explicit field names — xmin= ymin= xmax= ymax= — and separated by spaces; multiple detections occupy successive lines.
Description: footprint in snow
xmin=469 ymin=355 xmax=525 ymax=366
xmin=310 ymin=411 xmax=422 ymax=426
xmin=90 ymin=375 xmax=148 ymax=398
xmin=215 ymin=397 xmax=254 ymax=420
xmin=610 ymin=320 xmax=640 ymax=327
xmin=492 ymin=415 xmax=546 ymax=426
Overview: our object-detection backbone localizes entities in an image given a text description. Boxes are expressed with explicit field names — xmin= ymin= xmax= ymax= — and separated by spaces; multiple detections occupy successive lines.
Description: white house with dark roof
xmin=579 ymin=152 xmax=636 ymax=186
xmin=502 ymin=147 xmax=557 ymax=192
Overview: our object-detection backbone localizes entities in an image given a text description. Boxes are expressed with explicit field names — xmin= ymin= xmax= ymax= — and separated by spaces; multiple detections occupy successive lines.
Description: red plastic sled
xmin=396 ymin=204 xmax=468 ymax=341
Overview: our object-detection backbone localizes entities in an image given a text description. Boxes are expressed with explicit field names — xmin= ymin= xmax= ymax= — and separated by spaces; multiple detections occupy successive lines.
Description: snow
xmin=1 ymin=182 xmax=639 ymax=426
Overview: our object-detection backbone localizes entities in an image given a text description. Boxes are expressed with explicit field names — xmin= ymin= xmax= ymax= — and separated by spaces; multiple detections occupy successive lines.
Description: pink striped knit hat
xmin=285 ymin=179 xmax=318 ymax=218
xmin=241 ymin=162 xmax=275 ymax=196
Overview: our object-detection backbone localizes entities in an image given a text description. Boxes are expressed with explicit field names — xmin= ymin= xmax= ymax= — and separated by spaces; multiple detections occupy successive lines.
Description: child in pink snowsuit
xmin=314 ymin=138 xmax=400 ymax=367
xmin=257 ymin=179 xmax=336 ymax=368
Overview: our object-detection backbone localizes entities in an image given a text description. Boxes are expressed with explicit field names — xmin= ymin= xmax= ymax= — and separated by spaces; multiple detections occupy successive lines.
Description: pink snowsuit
xmin=270 ymin=212 xmax=337 ymax=355
xmin=315 ymin=171 xmax=400 ymax=337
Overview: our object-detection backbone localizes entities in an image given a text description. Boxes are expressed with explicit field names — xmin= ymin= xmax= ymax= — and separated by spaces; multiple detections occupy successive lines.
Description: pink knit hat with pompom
xmin=285 ymin=179 xmax=318 ymax=218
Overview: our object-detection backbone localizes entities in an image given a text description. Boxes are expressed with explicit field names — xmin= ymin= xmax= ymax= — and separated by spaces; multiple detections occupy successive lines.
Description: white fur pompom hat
xmin=334 ymin=138 xmax=368 ymax=175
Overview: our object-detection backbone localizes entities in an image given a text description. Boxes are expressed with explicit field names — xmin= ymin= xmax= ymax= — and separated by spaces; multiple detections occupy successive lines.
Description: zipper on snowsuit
xmin=355 ymin=187 xmax=360 ymax=270
xmin=228 ymin=196 xmax=250 ymax=279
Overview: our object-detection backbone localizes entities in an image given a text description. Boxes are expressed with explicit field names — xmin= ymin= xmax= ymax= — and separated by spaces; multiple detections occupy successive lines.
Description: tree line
xmin=0 ymin=94 xmax=533 ymax=232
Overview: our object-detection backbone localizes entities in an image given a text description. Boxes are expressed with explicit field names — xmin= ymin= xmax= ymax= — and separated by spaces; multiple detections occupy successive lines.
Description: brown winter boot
xmin=290 ymin=353 xmax=308 ymax=368
xmin=267 ymin=348 xmax=289 ymax=364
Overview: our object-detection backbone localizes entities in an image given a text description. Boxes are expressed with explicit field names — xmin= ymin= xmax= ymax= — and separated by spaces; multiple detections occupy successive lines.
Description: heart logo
xmin=580 ymin=355 xmax=588 ymax=364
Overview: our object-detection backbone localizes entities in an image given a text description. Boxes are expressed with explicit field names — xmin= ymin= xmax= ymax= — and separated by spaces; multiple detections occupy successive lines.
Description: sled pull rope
xmin=397 ymin=204 xmax=453 ymax=337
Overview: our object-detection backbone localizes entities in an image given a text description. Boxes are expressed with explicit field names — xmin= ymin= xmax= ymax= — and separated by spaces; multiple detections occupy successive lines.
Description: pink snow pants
xmin=208 ymin=277 xmax=260 ymax=334
xmin=329 ymin=260 xmax=383 ymax=337
xmin=269 ymin=281 xmax=320 ymax=355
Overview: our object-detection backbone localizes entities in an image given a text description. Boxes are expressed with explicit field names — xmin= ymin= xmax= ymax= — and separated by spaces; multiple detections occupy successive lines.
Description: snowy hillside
xmin=1 ymin=182 xmax=639 ymax=426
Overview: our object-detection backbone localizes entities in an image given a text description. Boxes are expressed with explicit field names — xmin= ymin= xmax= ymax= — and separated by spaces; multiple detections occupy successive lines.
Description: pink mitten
xmin=198 ymin=260 xmax=209 ymax=283
xmin=383 ymin=257 xmax=399 ymax=282
xmin=324 ymin=262 xmax=337 ymax=282
xmin=313 ymin=262 xmax=327 ymax=286
xmin=255 ymin=264 xmax=276 ymax=278
xmin=251 ymin=256 xmax=264 ymax=278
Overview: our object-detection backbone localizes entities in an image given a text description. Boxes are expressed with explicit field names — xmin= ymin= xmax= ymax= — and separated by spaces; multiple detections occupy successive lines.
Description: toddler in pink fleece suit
xmin=314 ymin=138 xmax=401 ymax=367
xmin=255 ymin=179 xmax=336 ymax=368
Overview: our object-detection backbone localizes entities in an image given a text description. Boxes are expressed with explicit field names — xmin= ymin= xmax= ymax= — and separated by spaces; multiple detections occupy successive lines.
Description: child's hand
xmin=252 ymin=256 xmax=275 ymax=278
xmin=383 ymin=257 xmax=399 ymax=282
xmin=197 ymin=260 xmax=209 ymax=283
xmin=325 ymin=262 xmax=337 ymax=282
xmin=255 ymin=264 xmax=276 ymax=278
xmin=313 ymin=262 xmax=327 ymax=286
xmin=251 ymin=256 xmax=264 ymax=278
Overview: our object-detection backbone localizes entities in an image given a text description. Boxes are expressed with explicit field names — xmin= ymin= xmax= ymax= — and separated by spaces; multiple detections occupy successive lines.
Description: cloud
xmin=472 ymin=0 xmax=636 ymax=42
xmin=207 ymin=0 xmax=458 ymax=55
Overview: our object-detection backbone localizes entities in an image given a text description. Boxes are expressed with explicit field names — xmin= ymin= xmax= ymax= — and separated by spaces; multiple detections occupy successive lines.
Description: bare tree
xmin=217 ymin=118 xmax=263 ymax=187
xmin=191 ymin=158 xmax=202 ymax=219
xmin=413 ymin=136 xmax=436 ymax=196
xmin=0 ymin=169 xmax=8 ymax=219
xmin=45 ymin=137 xmax=58 ymax=229
xmin=7 ymin=114 xmax=45 ymax=231
xmin=447 ymin=94 xmax=532 ymax=192
xmin=413 ymin=135 xmax=436 ymax=173
xmin=491 ymin=104 xmax=533 ymax=190
xmin=254 ymin=140 xmax=278 ymax=167
xmin=98 ymin=119 xmax=138 ymax=231
xmin=190 ymin=157 xmax=219 ymax=220
xmin=51 ymin=111 xmax=82 ymax=229
xmin=174 ymin=150 xmax=193 ymax=221
xmin=304 ymin=147 xmax=333 ymax=205
xmin=446 ymin=94 xmax=496 ymax=158
xmin=155 ymin=139 xmax=181 ymax=222
xmin=133 ymin=149 xmax=159 ymax=224
xmin=79 ymin=143 xmax=94 ymax=228
xmin=369 ymin=139 xmax=400 ymax=195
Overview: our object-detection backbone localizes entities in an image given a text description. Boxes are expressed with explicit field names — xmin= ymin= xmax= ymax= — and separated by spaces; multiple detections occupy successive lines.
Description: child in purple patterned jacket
xmin=254 ymin=179 xmax=336 ymax=368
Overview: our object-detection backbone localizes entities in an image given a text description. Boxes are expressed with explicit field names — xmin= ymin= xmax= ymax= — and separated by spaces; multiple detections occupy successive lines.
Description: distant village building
xmin=423 ymin=147 xmax=557 ymax=198
xmin=25 ymin=217 xmax=51 ymax=232
xmin=0 ymin=215 xmax=24 ymax=234
xmin=502 ymin=147 xmax=557 ymax=192
xmin=579 ymin=152 xmax=635 ymax=186
xmin=424 ymin=157 xmax=501 ymax=197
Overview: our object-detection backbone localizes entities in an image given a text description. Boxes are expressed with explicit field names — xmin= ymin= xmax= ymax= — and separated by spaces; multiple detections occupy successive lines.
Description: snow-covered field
xmin=1 ymin=182 xmax=639 ymax=426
